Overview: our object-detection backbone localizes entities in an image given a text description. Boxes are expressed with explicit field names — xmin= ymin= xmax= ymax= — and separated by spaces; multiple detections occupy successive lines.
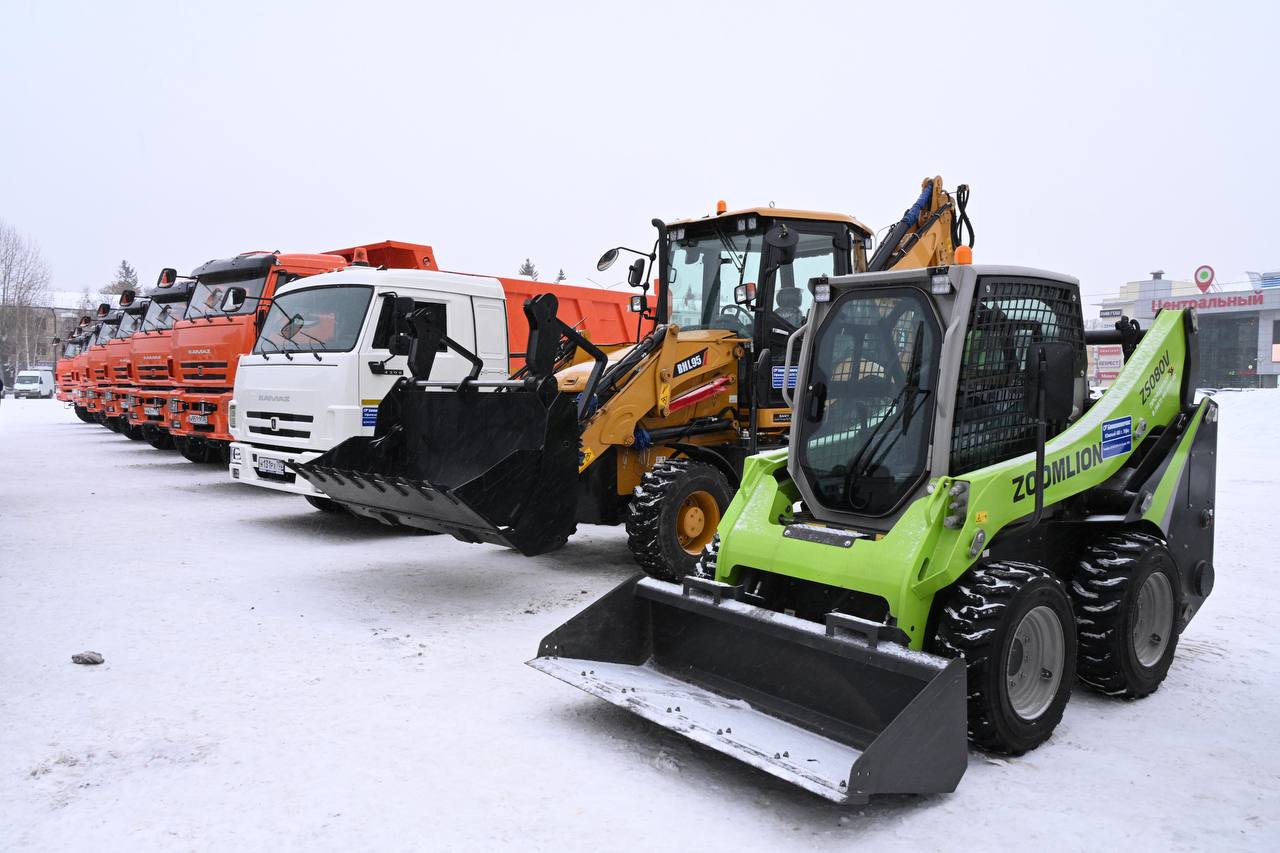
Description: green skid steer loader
xmin=530 ymin=262 xmax=1217 ymax=803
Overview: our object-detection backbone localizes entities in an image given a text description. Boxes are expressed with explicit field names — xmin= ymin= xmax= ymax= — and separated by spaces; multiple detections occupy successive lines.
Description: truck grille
xmin=137 ymin=363 xmax=170 ymax=381
xmin=180 ymin=360 xmax=229 ymax=382
xmin=246 ymin=410 xmax=314 ymax=441
xmin=112 ymin=366 xmax=130 ymax=380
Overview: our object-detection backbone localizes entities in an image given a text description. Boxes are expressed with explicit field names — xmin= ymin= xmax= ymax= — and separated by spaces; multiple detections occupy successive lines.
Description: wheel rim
xmin=1006 ymin=605 xmax=1065 ymax=720
xmin=676 ymin=489 xmax=720 ymax=555
xmin=1132 ymin=571 xmax=1174 ymax=668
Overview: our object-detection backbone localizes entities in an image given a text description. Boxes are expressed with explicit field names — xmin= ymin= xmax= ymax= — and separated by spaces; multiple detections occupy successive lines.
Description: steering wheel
xmin=719 ymin=303 xmax=752 ymax=332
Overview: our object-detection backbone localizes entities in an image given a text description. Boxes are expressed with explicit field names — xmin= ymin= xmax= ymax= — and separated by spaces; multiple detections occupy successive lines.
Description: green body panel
xmin=715 ymin=310 xmax=1194 ymax=650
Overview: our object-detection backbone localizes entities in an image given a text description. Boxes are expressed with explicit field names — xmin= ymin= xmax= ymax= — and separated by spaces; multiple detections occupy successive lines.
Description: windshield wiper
xmin=295 ymin=329 xmax=325 ymax=361
xmin=714 ymin=228 xmax=745 ymax=273
xmin=257 ymin=336 xmax=284 ymax=360
xmin=840 ymin=324 xmax=928 ymax=508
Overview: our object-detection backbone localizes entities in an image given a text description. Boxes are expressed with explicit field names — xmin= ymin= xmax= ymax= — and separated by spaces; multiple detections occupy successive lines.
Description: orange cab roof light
xmin=715 ymin=200 xmax=727 ymax=215
xmin=954 ymin=245 xmax=973 ymax=265
xmin=351 ymin=246 xmax=370 ymax=266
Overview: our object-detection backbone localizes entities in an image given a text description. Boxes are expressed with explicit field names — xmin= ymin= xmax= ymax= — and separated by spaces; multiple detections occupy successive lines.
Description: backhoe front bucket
xmin=294 ymin=385 xmax=580 ymax=555
xmin=529 ymin=575 xmax=968 ymax=803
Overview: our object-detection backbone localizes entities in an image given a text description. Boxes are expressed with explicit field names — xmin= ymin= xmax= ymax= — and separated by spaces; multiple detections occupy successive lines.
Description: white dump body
xmin=228 ymin=267 xmax=509 ymax=496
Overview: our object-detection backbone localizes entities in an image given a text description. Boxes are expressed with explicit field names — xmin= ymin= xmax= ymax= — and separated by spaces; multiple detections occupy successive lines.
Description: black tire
xmin=934 ymin=561 xmax=1077 ymax=755
xmin=305 ymin=495 xmax=346 ymax=513
xmin=123 ymin=422 xmax=144 ymax=441
xmin=143 ymin=426 xmax=174 ymax=450
xmin=175 ymin=435 xmax=209 ymax=464
xmin=694 ymin=532 xmax=720 ymax=579
xmin=1072 ymin=532 xmax=1180 ymax=699
xmin=626 ymin=459 xmax=734 ymax=582
xmin=207 ymin=441 xmax=230 ymax=466
xmin=74 ymin=406 xmax=92 ymax=423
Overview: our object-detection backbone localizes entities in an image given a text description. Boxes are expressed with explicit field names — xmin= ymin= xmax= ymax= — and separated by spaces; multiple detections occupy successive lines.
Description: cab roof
xmin=669 ymin=206 xmax=873 ymax=237
xmin=272 ymin=266 xmax=507 ymax=302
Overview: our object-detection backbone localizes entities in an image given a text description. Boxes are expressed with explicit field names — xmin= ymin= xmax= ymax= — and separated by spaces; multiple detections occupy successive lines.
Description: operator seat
xmin=775 ymin=286 xmax=805 ymax=327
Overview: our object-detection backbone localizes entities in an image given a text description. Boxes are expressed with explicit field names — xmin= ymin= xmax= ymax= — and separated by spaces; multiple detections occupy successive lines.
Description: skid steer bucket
xmin=294 ymin=383 xmax=581 ymax=555
xmin=529 ymin=574 xmax=968 ymax=803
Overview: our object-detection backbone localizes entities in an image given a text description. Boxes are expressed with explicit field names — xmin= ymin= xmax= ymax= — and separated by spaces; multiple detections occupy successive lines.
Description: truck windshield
xmin=667 ymin=225 xmax=763 ymax=335
xmin=117 ymin=312 xmax=141 ymax=338
xmin=186 ymin=274 xmax=269 ymax=320
xmin=94 ymin=322 xmax=118 ymax=345
xmin=796 ymin=289 xmax=940 ymax=517
xmin=143 ymin=299 xmax=181 ymax=332
xmin=254 ymin=285 xmax=374 ymax=355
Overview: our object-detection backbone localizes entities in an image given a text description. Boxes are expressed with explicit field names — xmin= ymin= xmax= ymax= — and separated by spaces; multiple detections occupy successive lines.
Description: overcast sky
xmin=2 ymin=0 xmax=1275 ymax=308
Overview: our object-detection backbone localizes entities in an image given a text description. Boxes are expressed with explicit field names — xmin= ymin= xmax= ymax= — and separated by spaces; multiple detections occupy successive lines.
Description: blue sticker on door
xmin=1101 ymin=416 xmax=1132 ymax=459
xmin=362 ymin=407 xmax=378 ymax=428
xmin=771 ymin=366 xmax=799 ymax=389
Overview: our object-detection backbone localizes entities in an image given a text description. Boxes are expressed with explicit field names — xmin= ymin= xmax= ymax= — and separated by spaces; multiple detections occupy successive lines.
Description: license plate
xmin=144 ymin=406 xmax=160 ymax=416
xmin=257 ymin=457 xmax=287 ymax=476
xmin=189 ymin=413 xmax=209 ymax=425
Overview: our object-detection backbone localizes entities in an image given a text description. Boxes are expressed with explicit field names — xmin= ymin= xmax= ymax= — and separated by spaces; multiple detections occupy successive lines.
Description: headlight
xmin=169 ymin=398 xmax=181 ymax=413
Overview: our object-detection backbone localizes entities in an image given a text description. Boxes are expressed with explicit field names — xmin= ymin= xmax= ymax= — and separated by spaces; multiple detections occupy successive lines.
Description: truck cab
xmin=101 ymin=296 xmax=149 ymax=428
xmin=125 ymin=279 xmax=198 ymax=447
xmin=228 ymin=267 xmax=508 ymax=499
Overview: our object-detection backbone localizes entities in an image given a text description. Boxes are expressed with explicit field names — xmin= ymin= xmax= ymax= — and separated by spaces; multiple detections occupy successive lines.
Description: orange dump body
xmin=496 ymin=278 xmax=648 ymax=368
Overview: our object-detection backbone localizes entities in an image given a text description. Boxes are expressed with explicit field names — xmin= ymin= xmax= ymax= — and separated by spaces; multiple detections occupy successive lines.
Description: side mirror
xmin=52 ymin=336 xmax=62 ymax=344
xmin=393 ymin=296 xmax=417 ymax=332
xmin=280 ymin=314 xmax=304 ymax=340
xmin=765 ymin=223 xmax=799 ymax=266
xmin=734 ymin=282 xmax=757 ymax=306
xmin=597 ymin=248 xmax=620 ymax=272
xmin=389 ymin=332 xmax=412 ymax=356
xmin=119 ymin=288 xmax=136 ymax=307
xmin=221 ymin=287 xmax=247 ymax=313
xmin=96 ymin=302 xmax=110 ymax=317
xmin=627 ymin=258 xmax=646 ymax=288
xmin=157 ymin=268 xmax=178 ymax=287
xmin=629 ymin=295 xmax=647 ymax=314
xmin=1025 ymin=341 xmax=1076 ymax=422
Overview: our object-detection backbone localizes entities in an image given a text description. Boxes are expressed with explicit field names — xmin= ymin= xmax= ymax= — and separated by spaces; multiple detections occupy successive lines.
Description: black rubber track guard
xmin=529 ymin=574 xmax=969 ymax=803
xmin=293 ymin=382 xmax=581 ymax=556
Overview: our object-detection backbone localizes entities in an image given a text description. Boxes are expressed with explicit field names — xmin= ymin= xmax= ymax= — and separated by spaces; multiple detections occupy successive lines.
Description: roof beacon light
xmin=954 ymin=245 xmax=973 ymax=265
xmin=352 ymin=247 xmax=370 ymax=266
xmin=716 ymin=200 xmax=727 ymax=216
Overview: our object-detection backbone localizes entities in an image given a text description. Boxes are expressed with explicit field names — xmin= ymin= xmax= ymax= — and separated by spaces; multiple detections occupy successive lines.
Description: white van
xmin=13 ymin=368 xmax=56 ymax=399
xmin=228 ymin=267 xmax=509 ymax=507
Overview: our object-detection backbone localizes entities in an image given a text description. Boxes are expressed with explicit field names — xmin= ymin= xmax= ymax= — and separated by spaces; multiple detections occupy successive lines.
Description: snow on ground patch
xmin=2 ymin=395 xmax=1278 ymax=851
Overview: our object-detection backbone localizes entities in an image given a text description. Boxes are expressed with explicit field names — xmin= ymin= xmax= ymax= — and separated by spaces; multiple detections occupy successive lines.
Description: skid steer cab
xmin=532 ymin=262 xmax=1217 ymax=803
xmin=294 ymin=202 xmax=884 ymax=573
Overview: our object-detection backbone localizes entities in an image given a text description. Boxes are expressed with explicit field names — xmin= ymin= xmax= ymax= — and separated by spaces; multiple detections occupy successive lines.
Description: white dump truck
xmin=228 ymin=265 xmax=637 ymax=511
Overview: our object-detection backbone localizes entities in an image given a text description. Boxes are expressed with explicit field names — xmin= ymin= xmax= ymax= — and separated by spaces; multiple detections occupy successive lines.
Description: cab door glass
xmin=772 ymin=230 xmax=838 ymax=329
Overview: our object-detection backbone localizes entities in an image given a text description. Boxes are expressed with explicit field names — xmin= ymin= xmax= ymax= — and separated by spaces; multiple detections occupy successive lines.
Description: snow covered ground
xmin=2 ymin=394 xmax=1277 ymax=851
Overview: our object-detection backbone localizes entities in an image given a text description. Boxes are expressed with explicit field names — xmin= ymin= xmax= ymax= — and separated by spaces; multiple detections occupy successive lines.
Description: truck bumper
xmin=128 ymin=389 xmax=174 ymax=428
xmin=169 ymin=391 xmax=231 ymax=441
xmin=229 ymin=443 xmax=325 ymax=496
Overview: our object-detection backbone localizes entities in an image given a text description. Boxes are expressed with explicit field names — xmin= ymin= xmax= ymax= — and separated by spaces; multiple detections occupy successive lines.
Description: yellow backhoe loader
xmin=294 ymin=178 xmax=974 ymax=578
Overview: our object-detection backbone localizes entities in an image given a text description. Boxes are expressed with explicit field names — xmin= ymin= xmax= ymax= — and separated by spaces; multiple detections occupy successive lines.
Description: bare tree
xmin=0 ymin=220 xmax=52 ymax=381
xmin=103 ymin=259 xmax=138 ymax=295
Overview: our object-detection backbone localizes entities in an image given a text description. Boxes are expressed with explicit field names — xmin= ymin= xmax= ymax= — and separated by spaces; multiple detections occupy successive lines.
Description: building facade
xmin=1097 ymin=272 xmax=1279 ymax=389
